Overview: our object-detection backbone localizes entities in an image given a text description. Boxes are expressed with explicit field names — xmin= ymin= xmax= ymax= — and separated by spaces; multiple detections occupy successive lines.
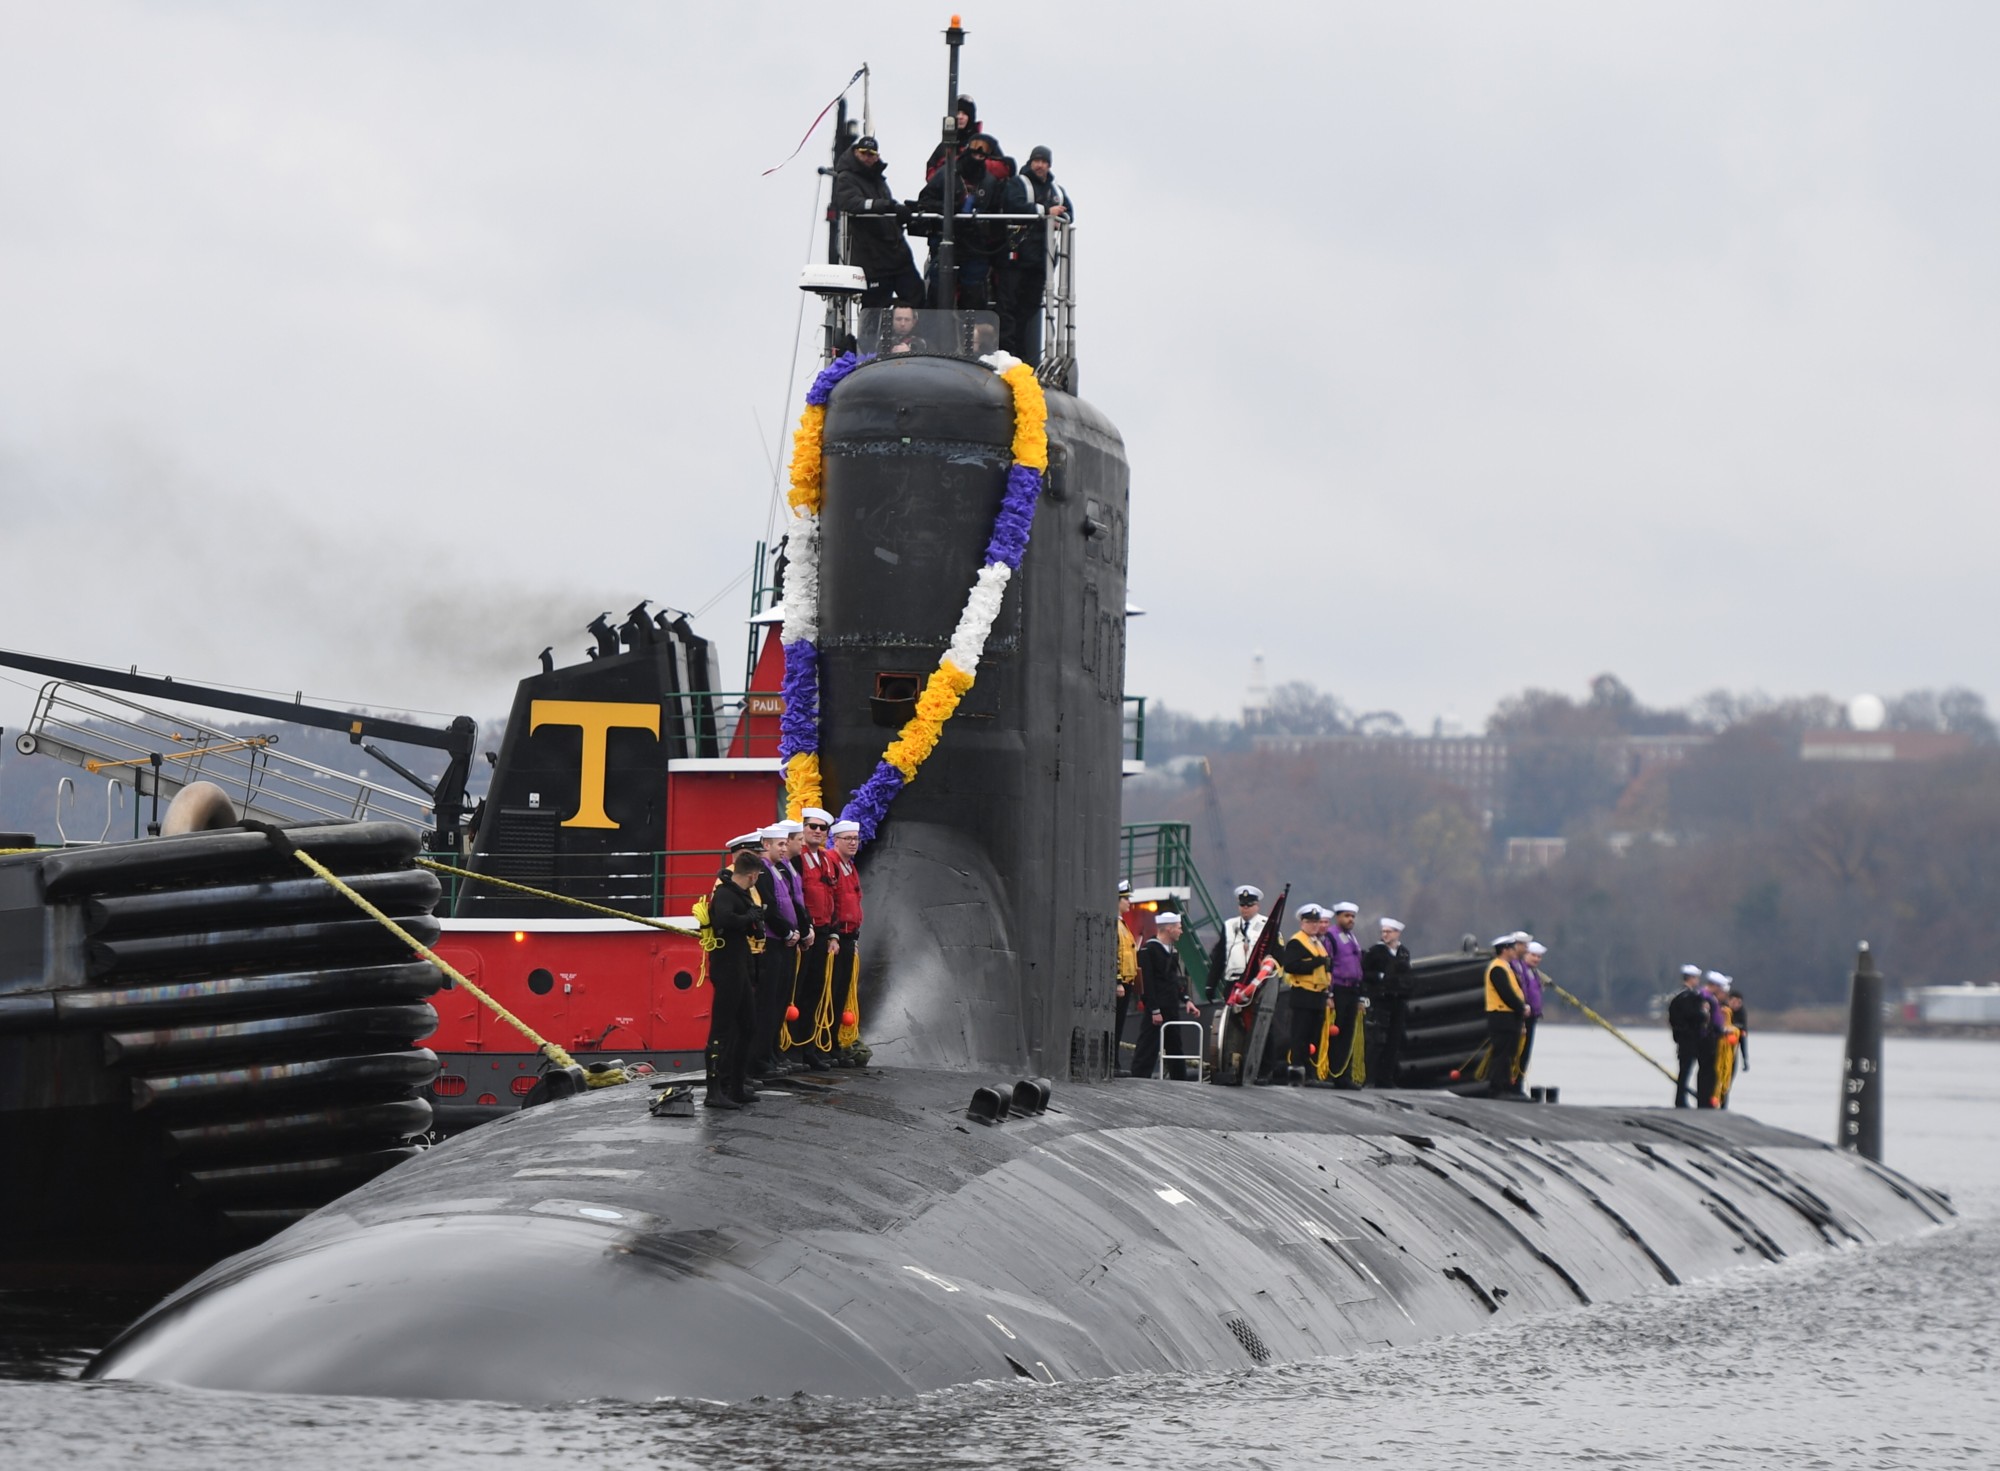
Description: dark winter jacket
xmin=832 ymin=146 xmax=917 ymax=277
xmin=1362 ymin=941 xmax=1411 ymax=998
xmin=1138 ymin=936 xmax=1191 ymax=1012
xmin=912 ymin=155 xmax=1009 ymax=260
xmin=1667 ymin=985 xmax=1711 ymax=1047
xmin=707 ymin=879 xmax=767 ymax=990
xmin=1000 ymin=167 xmax=1073 ymax=271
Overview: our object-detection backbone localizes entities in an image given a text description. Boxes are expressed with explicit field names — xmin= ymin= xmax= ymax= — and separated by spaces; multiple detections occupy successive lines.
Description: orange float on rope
xmin=785 ymin=1004 xmax=801 ymax=1021
xmin=841 ymin=1010 xmax=858 ymax=1027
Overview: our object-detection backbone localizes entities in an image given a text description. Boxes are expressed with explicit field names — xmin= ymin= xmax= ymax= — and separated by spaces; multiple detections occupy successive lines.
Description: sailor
xmin=924 ymin=94 xmax=990 ymax=180
xmin=1482 ymin=933 xmax=1529 ymax=1098
xmin=1323 ymin=902 xmax=1366 ymax=1088
xmin=826 ymin=819 xmax=867 ymax=1066
xmin=1695 ymin=970 xmax=1731 ymax=1109
xmin=1723 ymin=975 xmax=1750 ymax=1074
xmin=1115 ymin=880 xmax=1139 ymax=1075
xmin=1706 ymin=971 xmax=1743 ymax=1108
xmin=1209 ymin=886 xmax=1270 ymax=996
xmin=914 ymin=146 xmax=1008 ymax=309
xmin=1520 ymin=940 xmax=1549 ymax=1081
xmin=1132 ymin=912 xmax=1200 ymax=1079
xmin=791 ymin=807 xmax=841 ymax=1070
xmin=1363 ymin=918 xmax=1411 ymax=1087
xmin=997 ymin=144 xmax=1072 ymax=364
xmin=1667 ymin=964 xmax=1709 ymax=1108
xmin=832 ymin=135 xmax=923 ymax=308
xmin=752 ymin=824 xmax=809 ymax=1077
xmin=1270 ymin=905 xmax=1332 ymax=1082
xmin=702 ymin=851 xmax=768 ymax=1111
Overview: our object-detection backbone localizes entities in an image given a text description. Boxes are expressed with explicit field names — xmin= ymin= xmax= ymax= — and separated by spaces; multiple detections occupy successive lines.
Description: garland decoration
xmin=776 ymin=350 xmax=1049 ymax=842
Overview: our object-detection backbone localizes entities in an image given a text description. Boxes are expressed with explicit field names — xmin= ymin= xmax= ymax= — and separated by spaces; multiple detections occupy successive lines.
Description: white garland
xmin=780 ymin=506 xmax=820 ymax=646
xmin=945 ymin=562 xmax=1012 ymax=674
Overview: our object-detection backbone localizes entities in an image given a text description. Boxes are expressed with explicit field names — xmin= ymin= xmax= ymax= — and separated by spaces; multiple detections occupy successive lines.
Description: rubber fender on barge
xmin=0 ymin=821 xmax=443 ymax=1267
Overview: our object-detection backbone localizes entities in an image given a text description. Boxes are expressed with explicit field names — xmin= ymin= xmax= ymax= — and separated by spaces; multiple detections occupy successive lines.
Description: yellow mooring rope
xmin=272 ymin=838 xmax=631 ymax=1089
xmin=1546 ymin=981 xmax=1680 ymax=1086
xmin=415 ymin=857 xmax=701 ymax=938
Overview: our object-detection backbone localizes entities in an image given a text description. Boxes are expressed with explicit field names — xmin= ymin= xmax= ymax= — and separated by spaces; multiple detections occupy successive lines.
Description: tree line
xmin=1127 ymin=676 xmax=2000 ymax=1015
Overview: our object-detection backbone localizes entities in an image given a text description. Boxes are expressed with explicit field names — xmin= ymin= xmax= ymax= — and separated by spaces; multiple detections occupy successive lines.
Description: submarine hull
xmin=87 ymin=1072 xmax=1951 ymax=1403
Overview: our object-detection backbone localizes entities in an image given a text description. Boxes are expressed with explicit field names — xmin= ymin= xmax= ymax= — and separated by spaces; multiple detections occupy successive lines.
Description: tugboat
xmin=65 ymin=22 xmax=1969 ymax=1399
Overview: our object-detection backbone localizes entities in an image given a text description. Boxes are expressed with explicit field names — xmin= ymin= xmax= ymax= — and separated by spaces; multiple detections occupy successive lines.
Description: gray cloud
xmin=2 ymin=1 xmax=1995 ymax=737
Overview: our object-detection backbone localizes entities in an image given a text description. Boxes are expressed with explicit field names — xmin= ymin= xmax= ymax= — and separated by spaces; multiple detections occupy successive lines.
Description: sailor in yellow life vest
xmin=1268 ymin=904 xmax=1332 ymax=1081
xmin=1115 ymin=880 xmax=1139 ymax=1074
xmin=1483 ymin=931 xmax=1530 ymax=1099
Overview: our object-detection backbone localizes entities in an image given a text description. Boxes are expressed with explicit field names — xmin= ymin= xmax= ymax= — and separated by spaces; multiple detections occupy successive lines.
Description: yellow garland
xmin=882 ymin=660 xmax=975 ymax=779
xmin=787 ymin=404 xmax=827 ymax=513
xmin=1000 ymin=363 xmax=1049 ymax=471
xmin=784 ymin=751 xmax=822 ymax=820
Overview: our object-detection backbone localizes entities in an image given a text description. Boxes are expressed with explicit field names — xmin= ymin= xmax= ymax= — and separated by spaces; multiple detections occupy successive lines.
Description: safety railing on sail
xmin=19 ymin=681 xmax=436 ymax=838
xmin=833 ymin=212 xmax=1077 ymax=391
xmin=1119 ymin=820 xmax=1222 ymax=1000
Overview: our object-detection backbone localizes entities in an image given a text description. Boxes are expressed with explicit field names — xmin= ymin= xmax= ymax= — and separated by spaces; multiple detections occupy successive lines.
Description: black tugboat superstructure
xmin=82 ymin=25 xmax=1957 ymax=1402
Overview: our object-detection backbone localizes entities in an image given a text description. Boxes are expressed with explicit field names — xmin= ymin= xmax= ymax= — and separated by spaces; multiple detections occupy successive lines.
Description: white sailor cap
xmin=1511 ymin=931 xmax=1532 ymax=945
xmin=1234 ymin=885 xmax=1264 ymax=904
xmin=1527 ymin=942 xmax=1547 ymax=957
xmin=828 ymin=819 xmax=861 ymax=837
xmin=1378 ymin=917 xmax=1404 ymax=933
xmin=1680 ymin=964 xmax=1703 ymax=977
xmin=1156 ymin=911 xmax=1182 ymax=927
xmin=758 ymin=823 xmax=790 ymax=841
xmin=1332 ymin=901 xmax=1359 ymax=915
xmin=1705 ymin=970 xmax=1731 ymax=990
xmin=1297 ymin=903 xmax=1323 ymax=920
xmin=1118 ymin=878 xmax=1132 ymax=895
xmin=1494 ymin=934 xmax=1519 ymax=948
xmin=801 ymin=806 xmax=835 ymax=825
xmin=726 ymin=831 xmax=762 ymax=850
xmin=777 ymin=819 xmax=805 ymax=835
xmin=1715 ymin=974 xmax=1733 ymax=991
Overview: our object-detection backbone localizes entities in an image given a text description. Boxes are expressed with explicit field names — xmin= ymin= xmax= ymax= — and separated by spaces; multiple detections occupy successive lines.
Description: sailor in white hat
xmin=1480 ymin=932 xmax=1530 ymax=1098
xmin=1132 ymin=911 xmax=1199 ymax=1079
xmin=1518 ymin=940 xmax=1550 ymax=1081
xmin=1319 ymin=902 xmax=1366 ymax=1087
xmin=1364 ymin=917 xmax=1412 ymax=1086
xmin=1209 ymin=884 xmax=1270 ymax=996
xmin=750 ymin=823 xmax=810 ymax=1076
xmin=1667 ymin=964 xmax=1710 ymax=1108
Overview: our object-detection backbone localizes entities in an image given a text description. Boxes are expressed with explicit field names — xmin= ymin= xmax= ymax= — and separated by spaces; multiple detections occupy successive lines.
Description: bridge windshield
xmin=854 ymin=308 xmax=1001 ymax=362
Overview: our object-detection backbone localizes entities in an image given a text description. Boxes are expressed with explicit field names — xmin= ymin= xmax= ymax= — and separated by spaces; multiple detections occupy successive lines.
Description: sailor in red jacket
xmin=790 ymin=807 xmax=842 ymax=1070
xmin=826 ymin=819 xmax=866 ymax=1065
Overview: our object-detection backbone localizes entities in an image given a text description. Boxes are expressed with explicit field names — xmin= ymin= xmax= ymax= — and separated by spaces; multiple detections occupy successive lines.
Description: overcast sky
xmin=2 ymin=1 xmax=1994 ymax=742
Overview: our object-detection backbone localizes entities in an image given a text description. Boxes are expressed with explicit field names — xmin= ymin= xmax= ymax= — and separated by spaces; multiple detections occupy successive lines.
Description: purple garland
xmin=982 ymin=464 xmax=1044 ymax=571
xmin=776 ymin=638 xmax=819 ymax=761
xmin=806 ymin=350 xmax=866 ymax=406
xmin=843 ymin=759 xmax=907 ymax=843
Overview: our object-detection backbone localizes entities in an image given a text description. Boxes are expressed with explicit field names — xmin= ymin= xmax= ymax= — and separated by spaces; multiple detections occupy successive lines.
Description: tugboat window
xmin=527 ymin=967 xmax=555 ymax=995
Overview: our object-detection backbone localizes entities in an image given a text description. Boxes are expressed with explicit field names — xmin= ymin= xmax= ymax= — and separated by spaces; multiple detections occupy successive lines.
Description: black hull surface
xmin=88 ymin=1069 xmax=1951 ymax=1403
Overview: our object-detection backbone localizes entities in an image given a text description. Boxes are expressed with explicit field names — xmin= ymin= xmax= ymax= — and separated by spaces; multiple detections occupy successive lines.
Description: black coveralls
xmin=1362 ymin=940 xmax=1411 ymax=1087
xmin=1132 ymin=937 xmax=1194 ymax=1079
xmin=704 ymin=880 xmax=765 ymax=1103
xmin=1667 ymin=985 xmax=1710 ymax=1109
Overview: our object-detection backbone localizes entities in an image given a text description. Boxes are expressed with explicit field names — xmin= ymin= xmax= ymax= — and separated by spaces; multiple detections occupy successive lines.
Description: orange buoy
xmin=841 ymin=1010 xmax=858 ymax=1027
xmin=785 ymin=1005 xmax=801 ymax=1021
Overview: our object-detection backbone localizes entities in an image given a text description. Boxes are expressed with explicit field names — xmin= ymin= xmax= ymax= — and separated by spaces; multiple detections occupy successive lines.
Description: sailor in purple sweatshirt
xmin=1324 ymin=902 xmax=1366 ymax=1087
xmin=751 ymin=823 xmax=809 ymax=1073
xmin=1520 ymin=939 xmax=1548 ymax=1080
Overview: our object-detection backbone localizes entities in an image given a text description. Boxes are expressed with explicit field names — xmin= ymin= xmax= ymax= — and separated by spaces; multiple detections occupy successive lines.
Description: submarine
xmin=87 ymin=27 xmax=1955 ymax=1401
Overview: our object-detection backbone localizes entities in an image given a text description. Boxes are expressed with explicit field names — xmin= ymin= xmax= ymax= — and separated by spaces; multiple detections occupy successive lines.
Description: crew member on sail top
xmin=924 ymin=94 xmax=999 ymax=181
xmin=790 ymin=806 xmax=841 ymax=1070
xmin=1324 ymin=902 xmax=1366 ymax=1089
xmin=1115 ymin=879 xmax=1139 ymax=1075
xmin=752 ymin=823 xmax=809 ymax=1078
xmin=832 ymin=135 xmax=923 ymax=308
xmin=1210 ymin=886 xmax=1270 ymax=996
xmin=997 ymin=144 xmax=1072 ymax=365
xmin=913 ymin=146 xmax=1008 ymax=310
xmin=1667 ymin=964 xmax=1709 ymax=1108
xmin=1482 ymin=933 xmax=1529 ymax=1099
xmin=1132 ymin=912 xmax=1200 ymax=1079
xmin=702 ymin=851 xmax=768 ymax=1111
xmin=1520 ymin=940 xmax=1550 ymax=1082
xmin=827 ymin=818 xmax=867 ymax=1066
xmin=1363 ymin=918 xmax=1412 ymax=1088
xmin=1270 ymin=905 xmax=1332 ymax=1081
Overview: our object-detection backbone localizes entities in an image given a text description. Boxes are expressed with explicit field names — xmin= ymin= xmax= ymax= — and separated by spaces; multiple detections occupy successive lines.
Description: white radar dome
xmin=1848 ymin=693 xmax=1887 ymax=732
